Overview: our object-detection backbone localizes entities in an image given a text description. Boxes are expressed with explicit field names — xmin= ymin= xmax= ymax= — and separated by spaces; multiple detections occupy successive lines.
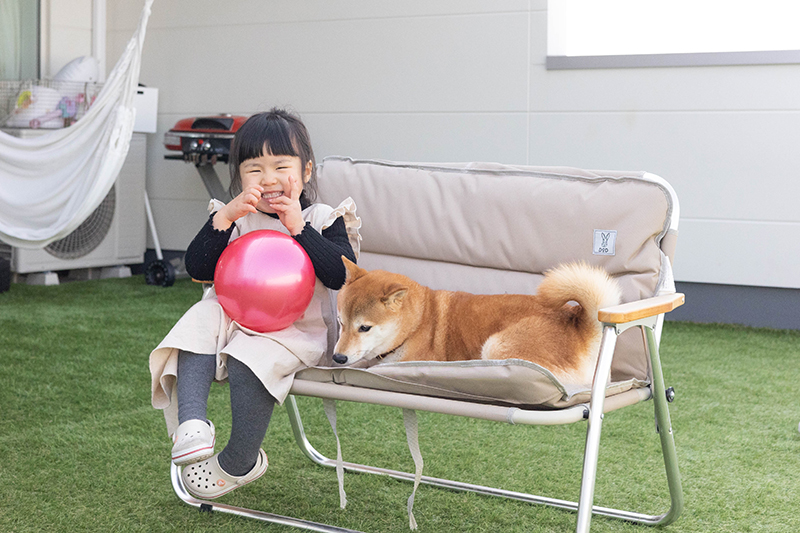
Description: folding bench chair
xmin=170 ymin=157 xmax=685 ymax=533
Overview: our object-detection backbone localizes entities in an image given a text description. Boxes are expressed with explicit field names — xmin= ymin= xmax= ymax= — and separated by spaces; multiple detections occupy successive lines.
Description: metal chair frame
xmin=170 ymin=306 xmax=684 ymax=533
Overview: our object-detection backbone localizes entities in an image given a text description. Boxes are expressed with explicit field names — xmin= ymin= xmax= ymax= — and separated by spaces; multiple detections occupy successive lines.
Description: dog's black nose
xmin=332 ymin=353 xmax=348 ymax=365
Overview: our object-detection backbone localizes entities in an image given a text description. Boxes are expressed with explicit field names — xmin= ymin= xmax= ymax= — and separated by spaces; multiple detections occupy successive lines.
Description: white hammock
xmin=0 ymin=0 xmax=154 ymax=249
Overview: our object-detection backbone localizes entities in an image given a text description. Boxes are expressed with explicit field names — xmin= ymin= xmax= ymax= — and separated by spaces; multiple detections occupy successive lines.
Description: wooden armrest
xmin=597 ymin=293 xmax=685 ymax=324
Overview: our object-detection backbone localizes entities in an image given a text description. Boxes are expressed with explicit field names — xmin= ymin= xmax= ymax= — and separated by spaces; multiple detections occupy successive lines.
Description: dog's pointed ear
xmin=342 ymin=256 xmax=367 ymax=284
xmin=381 ymin=283 xmax=408 ymax=311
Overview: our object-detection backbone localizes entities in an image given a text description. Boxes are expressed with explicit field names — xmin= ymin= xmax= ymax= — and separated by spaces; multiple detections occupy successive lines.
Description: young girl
xmin=149 ymin=108 xmax=360 ymax=499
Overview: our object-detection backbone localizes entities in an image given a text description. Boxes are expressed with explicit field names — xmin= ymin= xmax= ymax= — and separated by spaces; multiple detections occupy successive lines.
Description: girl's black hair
xmin=228 ymin=108 xmax=317 ymax=204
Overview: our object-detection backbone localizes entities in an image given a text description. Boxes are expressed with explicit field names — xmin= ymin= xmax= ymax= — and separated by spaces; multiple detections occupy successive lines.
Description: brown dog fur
xmin=333 ymin=259 xmax=622 ymax=386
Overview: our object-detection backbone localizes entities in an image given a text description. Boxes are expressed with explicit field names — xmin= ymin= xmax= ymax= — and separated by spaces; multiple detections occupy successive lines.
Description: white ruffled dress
xmin=149 ymin=198 xmax=361 ymax=435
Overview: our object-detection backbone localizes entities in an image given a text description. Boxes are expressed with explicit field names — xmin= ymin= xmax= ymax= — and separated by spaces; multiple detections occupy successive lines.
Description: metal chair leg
xmin=284 ymin=341 xmax=683 ymax=531
xmin=170 ymin=461 xmax=364 ymax=533
xmin=575 ymin=325 xmax=619 ymax=533
xmin=644 ymin=325 xmax=684 ymax=526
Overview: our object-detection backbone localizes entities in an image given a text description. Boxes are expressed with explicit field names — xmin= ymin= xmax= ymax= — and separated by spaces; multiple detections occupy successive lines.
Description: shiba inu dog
xmin=332 ymin=259 xmax=622 ymax=386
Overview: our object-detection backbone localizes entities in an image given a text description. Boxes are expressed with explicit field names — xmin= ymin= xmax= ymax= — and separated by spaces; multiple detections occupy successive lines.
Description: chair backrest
xmin=317 ymin=156 xmax=679 ymax=388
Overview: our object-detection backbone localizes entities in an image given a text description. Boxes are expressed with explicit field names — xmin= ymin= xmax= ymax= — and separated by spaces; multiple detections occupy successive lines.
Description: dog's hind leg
xmin=480 ymin=317 xmax=558 ymax=361
xmin=479 ymin=333 xmax=507 ymax=360
xmin=480 ymin=317 xmax=590 ymax=385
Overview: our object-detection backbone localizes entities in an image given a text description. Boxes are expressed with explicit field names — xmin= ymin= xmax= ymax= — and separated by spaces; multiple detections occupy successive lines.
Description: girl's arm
xmin=187 ymin=185 xmax=261 ymax=280
xmin=184 ymin=214 xmax=234 ymax=281
xmin=293 ymin=216 xmax=356 ymax=290
xmin=185 ymin=210 xmax=355 ymax=287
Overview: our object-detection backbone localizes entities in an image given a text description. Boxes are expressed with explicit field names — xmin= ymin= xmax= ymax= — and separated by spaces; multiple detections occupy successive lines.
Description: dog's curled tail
xmin=536 ymin=262 xmax=622 ymax=325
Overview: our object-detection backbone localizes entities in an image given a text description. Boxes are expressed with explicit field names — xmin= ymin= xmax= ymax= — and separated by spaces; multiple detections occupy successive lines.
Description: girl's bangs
xmin=238 ymin=117 xmax=299 ymax=162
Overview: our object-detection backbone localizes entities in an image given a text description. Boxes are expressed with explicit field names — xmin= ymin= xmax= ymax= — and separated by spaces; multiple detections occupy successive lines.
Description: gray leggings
xmin=177 ymin=350 xmax=275 ymax=477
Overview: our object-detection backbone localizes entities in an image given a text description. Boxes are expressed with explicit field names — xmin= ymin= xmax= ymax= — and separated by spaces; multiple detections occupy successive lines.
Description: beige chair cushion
xmin=304 ymin=157 xmax=678 ymax=406
xmin=296 ymin=361 xmax=647 ymax=409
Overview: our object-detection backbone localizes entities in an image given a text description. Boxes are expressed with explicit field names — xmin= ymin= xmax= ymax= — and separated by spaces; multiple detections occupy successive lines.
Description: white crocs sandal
xmin=171 ymin=419 xmax=216 ymax=466
xmin=181 ymin=449 xmax=268 ymax=499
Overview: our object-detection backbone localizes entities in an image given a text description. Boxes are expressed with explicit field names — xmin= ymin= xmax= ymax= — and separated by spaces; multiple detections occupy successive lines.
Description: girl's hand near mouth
xmin=213 ymin=185 xmax=263 ymax=231
xmin=268 ymin=175 xmax=306 ymax=235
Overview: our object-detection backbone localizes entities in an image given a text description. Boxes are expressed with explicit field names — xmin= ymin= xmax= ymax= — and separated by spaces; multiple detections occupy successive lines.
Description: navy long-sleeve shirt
xmin=184 ymin=211 xmax=356 ymax=290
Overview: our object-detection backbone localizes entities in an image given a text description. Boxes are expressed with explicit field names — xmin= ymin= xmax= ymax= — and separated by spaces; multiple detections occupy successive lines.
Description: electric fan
xmin=45 ymin=186 xmax=116 ymax=259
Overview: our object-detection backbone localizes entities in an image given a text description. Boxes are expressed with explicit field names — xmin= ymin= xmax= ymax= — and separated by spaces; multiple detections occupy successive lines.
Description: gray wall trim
xmin=667 ymin=282 xmax=800 ymax=331
xmin=547 ymin=50 xmax=800 ymax=70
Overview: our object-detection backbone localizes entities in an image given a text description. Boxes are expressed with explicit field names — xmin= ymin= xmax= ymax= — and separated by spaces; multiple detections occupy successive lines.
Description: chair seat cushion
xmin=295 ymin=359 xmax=648 ymax=409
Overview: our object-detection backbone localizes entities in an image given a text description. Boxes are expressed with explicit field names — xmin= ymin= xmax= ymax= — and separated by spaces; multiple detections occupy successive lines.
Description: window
xmin=547 ymin=0 xmax=800 ymax=69
xmin=0 ymin=0 xmax=39 ymax=80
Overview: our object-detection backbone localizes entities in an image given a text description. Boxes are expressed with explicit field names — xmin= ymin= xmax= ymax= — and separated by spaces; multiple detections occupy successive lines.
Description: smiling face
xmin=227 ymin=109 xmax=318 ymax=202
xmin=239 ymin=151 xmax=312 ymax=213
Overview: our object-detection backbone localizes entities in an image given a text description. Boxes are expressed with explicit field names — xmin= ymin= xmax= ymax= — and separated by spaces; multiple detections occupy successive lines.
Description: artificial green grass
xmin=1 ymin=277 xmax=799 ymax=532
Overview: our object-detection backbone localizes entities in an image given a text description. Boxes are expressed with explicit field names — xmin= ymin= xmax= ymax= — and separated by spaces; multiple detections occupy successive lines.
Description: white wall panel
xmin=678 ymin=219 xmax=800 ymax=289
xmin=109 ymin=1 xmax=531 ymax=31
xmin=306 ymin=112 xmax=529 ymax=164
xmin=147 ymin=158 xmax=225 ymax=202
xmin=147 ymin=198 xmax=210 ymax=251
xmin=529 ymin=10 xmax=547 ymax=66
xmin=118 ymin=13 xmax=529 ymax=115
xmin=107 ymin=0 xmax=800 ymax=290
xmin=528 ymin=111 xmax=800 ymax=222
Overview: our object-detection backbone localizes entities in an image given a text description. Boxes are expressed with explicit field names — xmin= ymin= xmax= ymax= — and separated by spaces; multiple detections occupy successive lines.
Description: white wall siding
xmin=305 ymin=113 xmax=530 ymax=165
xmin=132 ymin=14 xmax=529 ymax=115
xmin=108 ymin=0 xmax=798 ymax=289
xmin=679 ymin=219 xmax=800 ymax=288
xmin=109 ymin=1 xmax=533 ymax=30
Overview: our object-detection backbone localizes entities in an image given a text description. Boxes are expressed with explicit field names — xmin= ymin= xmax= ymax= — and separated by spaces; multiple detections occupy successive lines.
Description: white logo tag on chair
xmin=593 ymin=230 xmax=617 ymax=256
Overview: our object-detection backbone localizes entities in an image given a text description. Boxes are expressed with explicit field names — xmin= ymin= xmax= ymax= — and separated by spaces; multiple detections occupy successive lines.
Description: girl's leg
xmin=177 ymin=350 xmax=216 ymax=424
xmin=218 ymin=355 xmax=276 ymax=477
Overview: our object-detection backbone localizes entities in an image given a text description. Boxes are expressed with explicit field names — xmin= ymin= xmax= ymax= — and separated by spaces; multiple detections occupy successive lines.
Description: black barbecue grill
xmin=163 ymin=114 xmax=248 ymax=202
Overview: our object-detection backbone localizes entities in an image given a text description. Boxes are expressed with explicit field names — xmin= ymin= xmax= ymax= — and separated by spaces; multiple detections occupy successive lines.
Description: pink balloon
xmin=215 ymin=230 xmax=316 ymax=333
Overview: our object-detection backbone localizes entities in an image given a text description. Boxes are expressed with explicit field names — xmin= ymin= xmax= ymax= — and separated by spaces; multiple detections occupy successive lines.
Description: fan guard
xmin=45 ymin=186 xmax=116 ymax=259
